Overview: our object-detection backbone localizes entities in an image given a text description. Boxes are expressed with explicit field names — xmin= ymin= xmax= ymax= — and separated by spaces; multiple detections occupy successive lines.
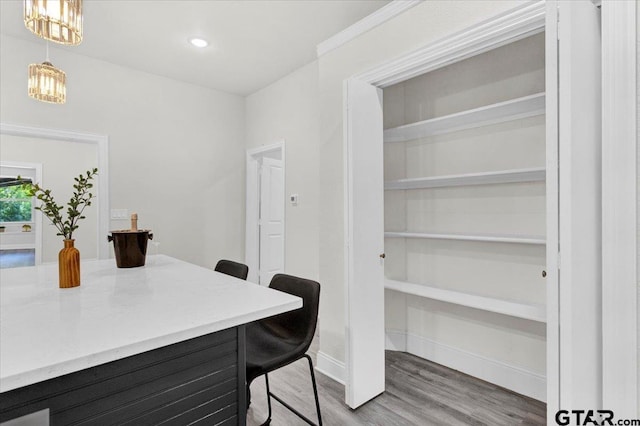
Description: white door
xmin=552 ymin=0 xmax=602 ymax=414
xmin=258 ymin=157 xmax=284 ymax=285
xmin=344 ymin=78 xmax=385 ymax=408
xmin=545 ymin=1 xmax=560 ymax=417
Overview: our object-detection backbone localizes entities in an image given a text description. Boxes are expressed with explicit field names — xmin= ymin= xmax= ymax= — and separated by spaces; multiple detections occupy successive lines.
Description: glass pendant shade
xmin=24 ymin=0 xmax=83 ymax=45
xmin=28 ymin=61 xmax=66 ymax=104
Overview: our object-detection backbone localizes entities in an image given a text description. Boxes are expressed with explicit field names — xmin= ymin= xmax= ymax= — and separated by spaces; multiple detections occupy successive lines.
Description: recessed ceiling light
xmin=189 ymin=38 xmax=208 ymax=48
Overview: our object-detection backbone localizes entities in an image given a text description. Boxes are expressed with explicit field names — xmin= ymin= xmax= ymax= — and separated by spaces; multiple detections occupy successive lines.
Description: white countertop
xmin=0 ymin=255 xmax=302 ymax=393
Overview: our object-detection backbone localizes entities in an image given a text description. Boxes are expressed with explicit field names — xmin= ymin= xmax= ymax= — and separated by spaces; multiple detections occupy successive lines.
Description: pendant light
xmin=24 ymin=0 xmax=83 ymax=45
xmin=28 ymin=43 xmax=66 ymax=104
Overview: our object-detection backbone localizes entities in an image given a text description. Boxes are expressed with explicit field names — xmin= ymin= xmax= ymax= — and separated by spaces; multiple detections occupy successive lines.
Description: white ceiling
xmin=0 ymin=0 xmax=390 ymax=96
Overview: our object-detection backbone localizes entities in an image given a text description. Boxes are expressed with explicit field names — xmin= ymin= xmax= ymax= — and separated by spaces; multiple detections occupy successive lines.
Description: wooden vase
xmin=59 ymin=239 xmax=80 ymax=288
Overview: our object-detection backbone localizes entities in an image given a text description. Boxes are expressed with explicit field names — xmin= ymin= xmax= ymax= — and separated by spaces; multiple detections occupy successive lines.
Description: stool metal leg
xmin=304 ymin=354 xmax=323 ymax=426
xmin=260 ymin=373 xmax=272 ymax=426
xmin=262 ymin=355 xmax=323 ymax=426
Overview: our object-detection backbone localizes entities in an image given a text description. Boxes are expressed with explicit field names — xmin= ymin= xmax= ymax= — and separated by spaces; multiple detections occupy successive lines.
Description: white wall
xmin=317 ymin=0 xmax=527 ymax=366
xmin=245 ymin=61 xmax=320 ymax=281
xmin=1 ymin=135 xmax=98 ymax=262
xmin=0 ymin=35 xmax=246 ymax=269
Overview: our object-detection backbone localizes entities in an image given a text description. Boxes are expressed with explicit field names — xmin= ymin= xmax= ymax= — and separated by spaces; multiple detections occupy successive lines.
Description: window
xmin=0 ymin=178 xmax=33 ymax=223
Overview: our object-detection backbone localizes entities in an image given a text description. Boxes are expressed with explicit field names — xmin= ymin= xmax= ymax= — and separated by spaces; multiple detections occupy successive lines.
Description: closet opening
xmin=344 ymin=1 xmax=602 ymax=421
xmin=382 ymin=32 xmax=547 ymax=402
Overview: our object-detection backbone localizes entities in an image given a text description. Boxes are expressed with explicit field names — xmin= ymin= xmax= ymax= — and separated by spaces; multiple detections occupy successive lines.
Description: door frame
xmin=344 ymin=0 xmax=553 ymax=411
xmin=0 ymin=123 xmax=110 ymax=260
xmin=601 ymin=0 xmax=638 ymax=416
xmin=343 ymin=79 xmax=386 ymax=408
xmin=245 ymin=141 xmax=285 ymax=285
xmin=556 ymin=0 xmax=603 ymax=409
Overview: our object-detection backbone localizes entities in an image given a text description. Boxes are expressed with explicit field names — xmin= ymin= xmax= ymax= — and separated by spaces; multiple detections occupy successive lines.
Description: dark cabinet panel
xmin=0 ymin=326 xmax=246 ymax=426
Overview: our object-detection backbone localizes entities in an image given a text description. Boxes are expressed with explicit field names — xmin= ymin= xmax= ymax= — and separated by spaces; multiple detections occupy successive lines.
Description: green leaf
xmin=22 ymin=168 xmax=98 ymax=240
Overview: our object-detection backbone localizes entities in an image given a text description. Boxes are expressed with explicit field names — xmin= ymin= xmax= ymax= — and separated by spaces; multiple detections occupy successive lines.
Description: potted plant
xmin=22 ymin=168 xmax=98 ymax=288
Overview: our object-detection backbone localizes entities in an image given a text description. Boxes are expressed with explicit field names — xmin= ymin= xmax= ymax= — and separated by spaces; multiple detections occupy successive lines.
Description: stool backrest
xmin=215 ymin=259 xmax=249 ymax=280
xmin=265 ymin=274 xmax=320 ymax=349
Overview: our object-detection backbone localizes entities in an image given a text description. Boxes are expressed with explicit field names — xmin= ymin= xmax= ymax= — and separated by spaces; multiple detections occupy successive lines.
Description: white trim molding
xmin=246 ymin=141 xmax=285 ymax=158
xmin=0 ymin=123 xmax=110 ymax=260
xmin=0 ymin=244 xmax=37 ymax=251
xmin=316 ymin=0 xmax=423 ymax=58
xmin=385 ymin=330 xmax=546 ymax=402
xmin=601 ymin=0 xmax=638 ymax=417
xmin=354 ymin=0 xmax=545 ymax=88
xmin=315 ymin=351 xmax=346 ymax=385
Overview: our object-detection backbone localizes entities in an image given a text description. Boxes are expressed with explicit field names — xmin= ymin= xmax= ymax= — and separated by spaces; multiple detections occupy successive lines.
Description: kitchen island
xmin=0 ymin=255 xmax=301 ymax=425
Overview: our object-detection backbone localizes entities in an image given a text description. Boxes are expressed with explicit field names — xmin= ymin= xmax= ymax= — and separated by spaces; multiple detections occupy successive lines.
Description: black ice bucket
xmin=108 ymin=230 xmax=154 ymax=268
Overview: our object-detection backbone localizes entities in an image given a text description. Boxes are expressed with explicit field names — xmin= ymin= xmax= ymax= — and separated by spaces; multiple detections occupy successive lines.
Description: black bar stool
xmin=214 ymin=259 xmax=249 ymax=280
xmin=246 ymin=273 xmax=322 ymax=426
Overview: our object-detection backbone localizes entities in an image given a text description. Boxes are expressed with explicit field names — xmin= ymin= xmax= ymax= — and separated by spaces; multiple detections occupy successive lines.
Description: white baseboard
xmin=315 ymin=351 xmax=346 ymax=385
xmin=385 ymin=329 xmax=407 ymax=351
xmin=386 ymin=330 xmax=546 ymax=402
xmin=0 ymin=244 xmax=36 ymax=250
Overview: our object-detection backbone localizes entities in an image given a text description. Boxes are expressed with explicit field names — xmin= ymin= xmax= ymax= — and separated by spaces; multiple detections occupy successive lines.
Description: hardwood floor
xmin=246 ymin=350 xmax=546 ymax=426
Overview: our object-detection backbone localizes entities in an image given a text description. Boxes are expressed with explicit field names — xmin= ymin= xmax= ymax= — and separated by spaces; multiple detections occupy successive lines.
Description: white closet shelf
xmin=384 ymin=92 xmax=545 ymax=143
xmin=384 ymin=231 xmax=545 ymax=245
xmin=385 ymin=279 xmax=546 ymax=323
xmin=384 ymin=167 xmax=545 ymax=190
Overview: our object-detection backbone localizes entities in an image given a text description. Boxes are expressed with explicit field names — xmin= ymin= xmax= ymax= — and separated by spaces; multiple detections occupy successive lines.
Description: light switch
xmin=110 ymin=209 xmax=128 ymax=219
xmin=290 ymin=194 xmax=298 ymax=206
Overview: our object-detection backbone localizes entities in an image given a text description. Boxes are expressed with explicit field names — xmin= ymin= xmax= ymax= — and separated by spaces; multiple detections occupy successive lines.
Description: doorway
xmin=0 ymin=162 xmax=42 ymax=267
xmin=0 ymin=123 xmax=110 ymax=261
xmin=245 ymin=142 xmax=285 ymax=285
